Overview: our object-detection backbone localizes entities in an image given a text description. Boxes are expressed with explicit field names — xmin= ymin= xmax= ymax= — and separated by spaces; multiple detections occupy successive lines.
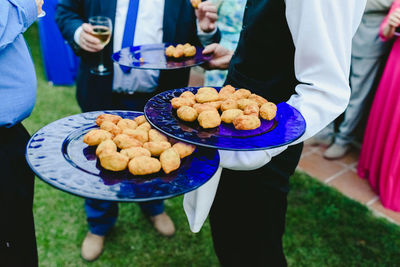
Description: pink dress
xmin=358 ymin=0 xmax=400 ymax=211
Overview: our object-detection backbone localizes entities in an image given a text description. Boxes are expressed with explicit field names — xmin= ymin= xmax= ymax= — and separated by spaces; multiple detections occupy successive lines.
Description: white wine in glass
xmin=88 ymin=16 xmax=112 ymax=75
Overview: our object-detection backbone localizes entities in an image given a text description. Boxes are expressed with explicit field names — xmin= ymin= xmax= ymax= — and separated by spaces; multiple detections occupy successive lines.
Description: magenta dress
xmin=358 ymin=0 xmax=400 ymax=211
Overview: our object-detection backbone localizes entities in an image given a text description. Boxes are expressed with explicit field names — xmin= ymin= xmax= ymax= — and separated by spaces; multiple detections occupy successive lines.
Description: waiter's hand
xmin=202 ymin=43 xmax=233 ymax=70
xmin=195 ymin=1 xmax=218 ymax=33
xmin=35 ymin=0 xmax=44 ymax=16
xmin=79 ymin=23 xmax=104 ymax=52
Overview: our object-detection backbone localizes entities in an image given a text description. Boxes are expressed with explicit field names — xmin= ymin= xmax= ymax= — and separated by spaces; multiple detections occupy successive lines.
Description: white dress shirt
xmin=74 ymin=0 xmax=217 ymax=94
xmin=184 ymin=0 xmax=367 ymax=233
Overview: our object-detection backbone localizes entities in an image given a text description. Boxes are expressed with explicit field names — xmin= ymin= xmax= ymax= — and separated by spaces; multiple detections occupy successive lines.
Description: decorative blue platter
xmin=112 ymin=43 xmax=211 ymax=70
xmin=25 ymin=111 xmax=219 ymax=202
xmin=144 ymin=87 xmax=306 ymax=151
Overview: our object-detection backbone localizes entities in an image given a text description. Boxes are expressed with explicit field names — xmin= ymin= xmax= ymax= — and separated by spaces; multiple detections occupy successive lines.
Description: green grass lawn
xmin=23 ymin=23 xmax=400 ymax=267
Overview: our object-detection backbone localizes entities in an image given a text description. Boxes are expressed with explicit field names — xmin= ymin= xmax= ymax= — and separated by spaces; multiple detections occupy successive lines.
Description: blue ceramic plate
xmin=112 ymin=43 xmax=211 ymax=70
xmin=144 ymin=87 xmax=306 ymax=151
xmin=25 ymin=111 xmax=219 ymax=202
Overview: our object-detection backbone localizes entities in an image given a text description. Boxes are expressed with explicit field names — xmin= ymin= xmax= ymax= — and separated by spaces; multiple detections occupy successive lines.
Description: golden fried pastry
xmin=149 ymin=129 xmax=168 ymax=142
xmin=134 ymin=115 xmax=146 ymax=125
xmin=233 ymin=89 xmax=251 ymax=100
xmin=237 ymin=99 xmax=258 ymax=110
xmin=160 ymin=148 xmax=181 ymax=174
xmin=165 ymin=45 xmax=175 ymax=57
xmin=173 ymin=45 xmax=184 ymax=58
xmin=183 ymin=43 xmax=192 ymax=49
xmin=233 ymin=115 xmax=261 ymax=130
xmin=172 ymin=142 xmax=196 ymax=158
xmin=220 ymin=98 xmax=238 ymax=111
xmin=137 ymin=122 xmax=151 ymax=132
xmin=183 ymin=45 xmax=196 ymax=57
xmin=221 ymin=109 xmax=244 ymax=124
xmin=218 ymin=92 xmax=234 ymax=101
xmin=99 ymin=152 xmax=129 ymax=171
xmin=96 ymin=139 xmax=117 ymax=157
xmin=128 ymin=156 xmax=161 ymax=175
xmin=197 ymin=87 xmax=219 ymax=95
xmin=171 ymin=97 xmax=195 ymax=109
xmin=219 ymin=85 xmax=236 ymax=95
xmin=195 ymin=92 xmax=219 ymax=103
xmin=190 ymin=0 xmax=201 ymax=8
xmin=113 ymin=134 xmax=143 ymax=149
xmin=193 ymin=103 xmax=218 ymax=114
xmin=177 ymin=106 xmax=198 ymax=122
xmin=208 ymin=101 xmax=222 ymax=109
xmin=260 ymin=102 xmax=277 ymax=120
xmin=243 ymin=104 xmax=260 ymax=116
xmin=180 ymin=91 xmax=196 ymax=101
xmin=248 ymin=94 xmax=268 ymax=107
xmin=117 ymin=119 xmax=138 ymax=131
xmin=96 ymin=114 xmax=122 ymax=126
xmin=123 ymin=129 xmax=149 ymax=143
xmin=120 ymin=147 xmax=151 ymax=159
xmin=143 ymin=141 xmax=172 ymax=157
xmin=198 ymin=110 xmax=221 ymax=128
xmin=83 ymin=129 xmax=112 ymax=146
xmin=100 ymin=121 xmax=122 ymax=137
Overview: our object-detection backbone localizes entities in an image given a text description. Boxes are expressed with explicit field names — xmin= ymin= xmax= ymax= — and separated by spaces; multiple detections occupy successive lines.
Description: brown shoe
xmin=81 ymin=232 xmax=105 ymax=261
xmin=150 ymin=212 xmax=175 ymax=237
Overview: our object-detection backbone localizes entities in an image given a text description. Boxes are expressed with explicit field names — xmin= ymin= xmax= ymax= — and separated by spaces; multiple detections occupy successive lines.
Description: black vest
xmin=226 ymin=0 xmax=298 ymax=104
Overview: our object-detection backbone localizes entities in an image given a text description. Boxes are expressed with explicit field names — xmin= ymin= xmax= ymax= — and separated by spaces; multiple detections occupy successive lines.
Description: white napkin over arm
xmin=184 ymin=0 xmax=366 ymax=233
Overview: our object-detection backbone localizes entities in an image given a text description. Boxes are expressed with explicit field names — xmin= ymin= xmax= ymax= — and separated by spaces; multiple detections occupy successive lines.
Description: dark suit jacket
xmin=56 ymin=0 xmax=220 ymax=111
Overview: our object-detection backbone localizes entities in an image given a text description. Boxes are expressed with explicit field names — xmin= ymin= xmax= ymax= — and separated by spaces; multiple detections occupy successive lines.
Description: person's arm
xmin=0 ymin=0 xmax=38 ymax=50
xmin=379 ymin=1 xmax=400 ymax=41
xmin=205 ymin=0 xmax=367 ymax=170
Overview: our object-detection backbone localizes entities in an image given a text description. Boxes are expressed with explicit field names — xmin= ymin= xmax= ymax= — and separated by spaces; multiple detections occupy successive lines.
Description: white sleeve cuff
xmin=74 ymin=26 xmax=83 ymax=47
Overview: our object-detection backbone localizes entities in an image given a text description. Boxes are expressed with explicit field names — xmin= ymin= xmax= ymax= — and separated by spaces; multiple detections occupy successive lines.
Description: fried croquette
xmin=173 ymin=46 xmax=184 ymax=58
xmin=96 ymin=139 xmax=117 ymax=157
xmin=197 ymin=87 xmax=219 ymax=95
xmin=243 ymin=104 xmax=260 ymax=116
xmin=100 ymin=121 xmax=122 ymax=137
xmin=128 ymin=156 xmax=161 ymax=175
xmin=260 ymin=102 xmax=277 ymax=120
xmin=177 ymin=106 xmax=198 ymax=122
xmin=123 ymin=129 xmax=149 ymax=143
xmin=99 ymin=152 xmax=129 ymax=171
xmin=96 ymin=114 xmax=122 ymax=126
xmin=120 ymin=147 xmax=151 ymax=159
xmin=190 ymin=0 xmax=201 ymax=8
xmin=237 ymin=99 xmax=258 ymax=110
xmin=117 ymin=119 xmax=138 ymax=131
xmin=180 ymin=91 xmax=196 ymax=101
xmin=193 ymin=103 xmax=217 ymax=114
xmin=221 ymin=109 xmax=244 ymax=124
xmin=248 ymin=94 xmax=268 ymax=107
xmin=172 ymin=142 xmax=196 ymax=158
xmin=171 ymin=97 xmax=195 ymax=109
xmin=219 ymin=85 xmax=236 ymax=95
xmin=113 ymin=134 xmax=143 ymax=149
xmin=195 ymin=92 xmax=219 ymax=103
xmin=220 ymin=98 xmax=238 ymax=111
xmin=208 ymin=101 xmax=222 ymax=109
xmin=134 ymin=115 xmax=146 ymax=125
xmin=233 ymin=88 xmax=251 ymax=100
xmin=137 ymin=122 xmax=151 ymax=132
xmin=183 ymin=45 xmax=196 ymax=57
xmin=198 ymin=110 xmax=221 ymax=128
xmin=160 ymin=148 xmax=181 ymax=174
xmin=233 ymin=115 xmax=261 ymax=130
xmin=83 ymin=129 xmax=112 ymax=146
xmin=149 ymin=129 xmax=168 ymax=142
xmin=143 ymin=141 xmax=172 ymax=157
xmin=165 ymin=45 xmax=175 ymax=57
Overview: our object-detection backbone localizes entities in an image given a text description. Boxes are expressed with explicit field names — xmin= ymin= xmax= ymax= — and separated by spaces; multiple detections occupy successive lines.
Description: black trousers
xmin=0 ymin=123 xmax=37 ymax=267
xmin=209 ymin=143 xmax=303 ymax=267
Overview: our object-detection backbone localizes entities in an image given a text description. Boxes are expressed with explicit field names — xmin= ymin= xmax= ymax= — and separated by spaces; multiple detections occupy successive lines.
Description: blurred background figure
xmin=204 ymin=0 xmax=246 ymax=87
xmin=308 ymin=0 xmax=393 ymax=160
xmin=358 ymin=0 xmax=400 ymax=211
xmin=56 ymin=0 xmax=220 ymax=261
xmin=0 ymin=0 xmax=43 ymax=266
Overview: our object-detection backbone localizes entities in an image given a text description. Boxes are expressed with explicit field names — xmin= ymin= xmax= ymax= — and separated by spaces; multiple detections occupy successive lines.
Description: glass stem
xmin=99 ymin=49 xmax=105 ymax=71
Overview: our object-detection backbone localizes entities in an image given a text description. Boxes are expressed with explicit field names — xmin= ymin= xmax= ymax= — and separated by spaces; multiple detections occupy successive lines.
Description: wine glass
xmin=88 ymin=16 xmax=113 ymax=76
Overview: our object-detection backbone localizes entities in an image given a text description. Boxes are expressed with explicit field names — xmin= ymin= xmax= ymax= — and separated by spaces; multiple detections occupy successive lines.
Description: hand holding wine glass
xmin=88 ymin=16 xmax=112 ymax=75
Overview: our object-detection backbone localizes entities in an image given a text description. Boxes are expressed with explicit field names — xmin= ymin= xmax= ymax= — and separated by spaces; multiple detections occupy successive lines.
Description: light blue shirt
xmin=0 ymin=0 xmax=37 ymax=127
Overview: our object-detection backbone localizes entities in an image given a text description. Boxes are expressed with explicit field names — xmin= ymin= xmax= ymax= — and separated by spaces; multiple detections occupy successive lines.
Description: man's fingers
xmin=206 ymin=12 xmax=218 ymax=21
xmin=82 ymin=33 xmax=101 ymax=45
xmin=202 ymin=43 xmax=219 ymax=54
xmin=82 ymin=23 xmax=93 ymax=33
xmin=200 ymin=4 xmax=217 ymax=13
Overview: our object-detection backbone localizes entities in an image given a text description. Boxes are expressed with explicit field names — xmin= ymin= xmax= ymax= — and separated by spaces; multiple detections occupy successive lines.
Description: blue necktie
xmin=120 ymin=0 xmax=140 ymax=73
